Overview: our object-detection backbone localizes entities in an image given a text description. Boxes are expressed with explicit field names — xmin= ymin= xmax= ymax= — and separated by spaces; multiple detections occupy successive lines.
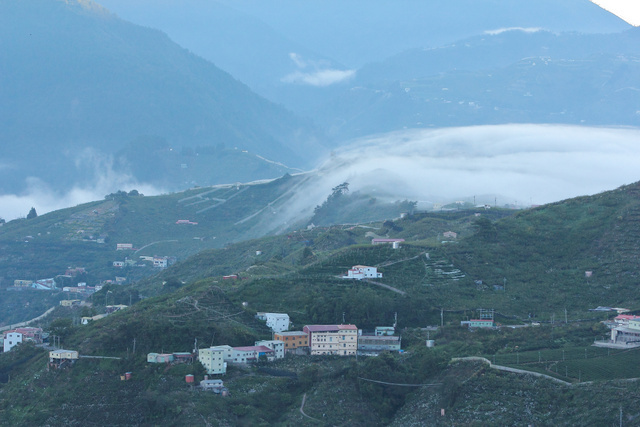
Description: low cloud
xmin=484 ymin=27 xmax=544 ymax=35
xmin=261 ymin=124 xmax=640 ymax=234
xmin=0 ymin=150 xmax=164 ymax=221
xmin=282 ymin=52 xmax=356 ymax=87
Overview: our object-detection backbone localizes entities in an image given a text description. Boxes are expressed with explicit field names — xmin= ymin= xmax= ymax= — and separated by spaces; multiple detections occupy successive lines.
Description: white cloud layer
xmin=484 ymin=27 xmax=543 ymax=35
xmin=0 ymin=150 xmax=164 ymax=221
xmin=263 ymin=124 xmax=640 ymax=233
xmin=282 ymin=52 xmax=356 ymax=86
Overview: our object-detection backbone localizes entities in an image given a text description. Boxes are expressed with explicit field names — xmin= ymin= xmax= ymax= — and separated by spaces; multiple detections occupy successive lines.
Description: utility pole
xmin=441 ymin=308 xmax=444 ymax=327
xmin=565 ymin=307 xmax=568 ymax=324
xmin=133 ymin=338 xmax=136 ymax=354
xmin=342 ymin=312 xmax=345 ymax=324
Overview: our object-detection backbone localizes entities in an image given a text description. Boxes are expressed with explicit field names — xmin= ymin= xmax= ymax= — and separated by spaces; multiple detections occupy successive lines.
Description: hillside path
xmin=361 ymin=279 xmax=406 ymax=295
xmin=0 ymin=306 xmax=56 ymax=332
xmin=299 ymin=393 xmax=321 ymax=422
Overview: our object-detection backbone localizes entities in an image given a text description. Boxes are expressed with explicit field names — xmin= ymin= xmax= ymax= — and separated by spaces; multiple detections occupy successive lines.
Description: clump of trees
xmin=26 ymin=207 xmax=37 ymax=219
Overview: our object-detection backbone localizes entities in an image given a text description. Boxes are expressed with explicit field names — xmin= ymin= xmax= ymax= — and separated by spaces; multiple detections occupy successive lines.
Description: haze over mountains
xmin=0 ymin=0 xmax=323 ymax=201
xmin=1 ymin=0 xmax=639 ymax=221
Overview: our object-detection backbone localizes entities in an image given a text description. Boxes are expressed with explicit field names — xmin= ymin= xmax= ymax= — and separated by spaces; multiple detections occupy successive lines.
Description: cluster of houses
xmin=147 ymin=312 xmax=402 ymax=380
xmin=11 ymin=278 xmax=57 ymax=291
xmin=80 ymin=304 xmax=128 ymax=324
xmin=2 ymin=327 xmax=43 ymax=352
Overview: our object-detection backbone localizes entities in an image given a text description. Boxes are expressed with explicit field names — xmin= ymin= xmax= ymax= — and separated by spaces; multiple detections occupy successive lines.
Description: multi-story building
xmin=255 ymin=312 xmax=290 ymax=333
xmin=303 ymin=324 xmax=358 ymax=356
xmin=274 ymin=331 xmax=308 ymax=353
xmin=197 ymin=346 xmax=232 ymax=374
xmin=3 ymin=327 xmax=43 ymax=352
xmin=255 ymin=340 xmax=285 ymax=359
xmin=3 ymin=331 xmax=23 ymax=352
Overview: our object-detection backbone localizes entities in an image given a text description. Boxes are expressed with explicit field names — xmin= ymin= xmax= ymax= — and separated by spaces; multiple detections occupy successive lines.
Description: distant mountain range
xmin=315 ymin=28 xmax=640 ymax=138
xmin=0 ymin=0 xmax=325 ymax=194
xmin=97 ymin=0 xmax=638 ymax=143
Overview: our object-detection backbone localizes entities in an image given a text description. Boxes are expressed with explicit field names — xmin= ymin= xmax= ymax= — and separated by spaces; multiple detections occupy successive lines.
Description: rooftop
xmin=233 ymin=346 xmax=274 ymax=352
xmin=304 ymin=324 xmax=358 ymax=332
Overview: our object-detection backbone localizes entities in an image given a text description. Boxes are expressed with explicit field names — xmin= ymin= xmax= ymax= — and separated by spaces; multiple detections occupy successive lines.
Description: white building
xmin=256 ymin=313 xmax=291 ymax=333
xmin=343 ymin=265 xmax=382 ymax=280
xmin=153 ymin=257 xmax=168 ymax=268
xmin=3 ymin=332 xmax=23 ymax=352
xmin=198 ymin=345 xmax=232 ymax=375
xmin=255 ymin=340 xmax=285 ymax=359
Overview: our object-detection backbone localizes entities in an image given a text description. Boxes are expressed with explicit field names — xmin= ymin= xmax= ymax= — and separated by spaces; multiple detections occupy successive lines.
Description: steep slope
xmin=0 ymin=0 xmax=325 ymax=194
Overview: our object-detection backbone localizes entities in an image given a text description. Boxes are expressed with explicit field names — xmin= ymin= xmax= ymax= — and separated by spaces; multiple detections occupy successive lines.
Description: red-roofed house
xmin=303 ymin=324 xmax=358 ymax=356
xmin=231 ymin=346 xmax=275 ymax=364
xmin=614 ymin=315 xmax=640 ymax=327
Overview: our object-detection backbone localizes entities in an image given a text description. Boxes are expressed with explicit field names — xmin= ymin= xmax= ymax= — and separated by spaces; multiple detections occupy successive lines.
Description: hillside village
xmin=3 ymin=182 xmax=640 ymax=424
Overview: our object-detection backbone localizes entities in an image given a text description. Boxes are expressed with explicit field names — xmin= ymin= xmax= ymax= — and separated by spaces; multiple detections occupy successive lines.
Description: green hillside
xmin=5 ymin=181 xmax=640 ymax=424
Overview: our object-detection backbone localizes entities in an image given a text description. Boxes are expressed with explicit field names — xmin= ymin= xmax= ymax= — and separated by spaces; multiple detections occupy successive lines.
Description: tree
xmin=26 ymin=207 xmax=37 ymax=219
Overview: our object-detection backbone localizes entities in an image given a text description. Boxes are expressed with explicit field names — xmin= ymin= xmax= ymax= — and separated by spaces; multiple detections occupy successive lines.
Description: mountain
xmin=97 ymin=0 xmax=631 ymax=122
xmin=0 ymin=0 xmax=326 ymax=195
xmin=313 ymin=28 xmax=640 ymax=139
xmin=4 ymin=179 xmax=640 ymax=424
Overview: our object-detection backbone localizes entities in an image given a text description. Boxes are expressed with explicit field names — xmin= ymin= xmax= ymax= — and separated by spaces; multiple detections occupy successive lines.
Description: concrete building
xmin=3 ymin=327 xmax=43 ymax=352
xmin=3 ymin=332 xmax=23 ymax=352
xmin=49 ymin=349 xmax=79 ymax=361
xmin=231 ymin=346 xmax=275 ymax=363
xmin=147 ymin=353 xmax=174 ymax=363
xmin=357 ymin=334 xmax=401 ymax=355
xmin=255 ymin=312 xmax=290 ymax=333
xmin=342 ymin=265 xmax=382 ymax=280
xmin=255 ymin=340 xmax=285 ymax=359
xmin=274 ymin=331 xmax=309 ymax=353
xmin=461 ymin=319 xmax=495 ymax=328
xmin=303 ymin=324 xmax=358 ymax=356
xmin=198 ymin=346 xmax=231 ymax=375
xmin=200 ymin=379 xmax=224 ymax=392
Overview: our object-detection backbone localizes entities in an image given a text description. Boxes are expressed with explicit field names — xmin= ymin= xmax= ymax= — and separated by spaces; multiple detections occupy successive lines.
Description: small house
xmin=343 ymin=265 xmax=382 ymax=280
xmin=200 ymin=379 xmax=224 ymax=392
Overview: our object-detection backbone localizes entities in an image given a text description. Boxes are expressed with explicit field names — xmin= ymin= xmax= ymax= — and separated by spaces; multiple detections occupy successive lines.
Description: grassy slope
xmin=6 ymin=183 xmax=640 ymax=424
